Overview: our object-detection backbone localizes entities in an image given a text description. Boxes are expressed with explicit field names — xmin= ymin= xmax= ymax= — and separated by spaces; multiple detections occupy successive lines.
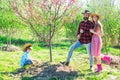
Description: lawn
xmin=0 ymin=42 xmax=120 ymax=80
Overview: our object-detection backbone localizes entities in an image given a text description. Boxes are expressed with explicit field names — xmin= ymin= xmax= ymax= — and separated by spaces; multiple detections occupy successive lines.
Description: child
xmin=20 ymin=43 xmax=39 ymax=67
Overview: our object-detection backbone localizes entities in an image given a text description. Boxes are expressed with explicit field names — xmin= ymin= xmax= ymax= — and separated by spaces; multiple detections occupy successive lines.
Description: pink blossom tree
xmin=12 ymin=0 xmax=81 ymax=62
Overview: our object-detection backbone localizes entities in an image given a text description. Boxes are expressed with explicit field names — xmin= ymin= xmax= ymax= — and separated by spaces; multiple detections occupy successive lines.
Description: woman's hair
xmin=98 ymin=21 xmax=102 ymax=27
xmin=93 ymin=20 xmax=103 ymax=34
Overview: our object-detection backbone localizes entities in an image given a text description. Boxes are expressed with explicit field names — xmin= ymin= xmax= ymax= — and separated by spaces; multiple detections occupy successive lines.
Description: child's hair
xmin=22 ymin=43 xmax=32 ymax=52
xmin=25 ymin=46 xmax=31 ymax=51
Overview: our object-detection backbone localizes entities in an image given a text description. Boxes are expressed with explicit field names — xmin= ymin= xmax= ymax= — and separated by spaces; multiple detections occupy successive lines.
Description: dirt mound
xmin=11 ymin=55 xmax=120 ymax=79
xmin=0 ymin=45 xmax=20 ymax=52
xmin=109 ymin=55 xmax=120 ymax=69
xmin=100 ymin=54 xmax=120 ymax=69
xmin=12 ymin=62 xmax=78 ymax=80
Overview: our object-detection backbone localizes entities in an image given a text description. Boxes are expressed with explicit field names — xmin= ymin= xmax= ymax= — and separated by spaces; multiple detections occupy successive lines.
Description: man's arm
xmin=89 ymin=22 xmax=94 ymax=36
xmin=77 ymin=23 xmax=81 ymax=35
xmin=77 ymin=22 xmax=83 ymax=39
xmin=90 ymin=25 xmax=103 ymax=36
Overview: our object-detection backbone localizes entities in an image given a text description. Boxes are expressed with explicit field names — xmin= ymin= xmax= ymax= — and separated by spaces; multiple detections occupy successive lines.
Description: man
xmin=61 ymin=10 xmax=94 ymax=70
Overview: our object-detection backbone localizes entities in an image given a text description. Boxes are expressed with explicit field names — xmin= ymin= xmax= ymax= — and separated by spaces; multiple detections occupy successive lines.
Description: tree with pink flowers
xmin=12 ymin=0 xmax=82 ymax=62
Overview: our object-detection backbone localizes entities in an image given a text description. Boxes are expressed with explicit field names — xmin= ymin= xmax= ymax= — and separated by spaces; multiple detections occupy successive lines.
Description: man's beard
xmin=83 ymin=17 xmax=89 ymax=20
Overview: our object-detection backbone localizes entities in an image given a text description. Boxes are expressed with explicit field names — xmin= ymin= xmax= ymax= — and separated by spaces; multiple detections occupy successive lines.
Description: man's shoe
xmin=90 ymin=66 xmax=94 ymax=71
xmin=60 ymin=61 xmax=69 ymax=66
xmin=64 ymin=62 xmax=69 ymax=66
xmin=60 ymin=61 xmax=65 ymax=64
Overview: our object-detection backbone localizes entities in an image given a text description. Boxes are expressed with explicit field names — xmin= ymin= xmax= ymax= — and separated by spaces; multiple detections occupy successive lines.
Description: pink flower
xmin=70 ymin=0 xmax=76 ymax=4
xmin=52 ymin=0 xmax=61 ymax=5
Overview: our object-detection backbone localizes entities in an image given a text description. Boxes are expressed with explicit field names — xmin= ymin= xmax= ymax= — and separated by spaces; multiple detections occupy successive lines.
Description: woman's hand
xmin=90 ymin=29 xmax=94 ymax=33
xmin=90 ymin=29 xmax=100 ymax=35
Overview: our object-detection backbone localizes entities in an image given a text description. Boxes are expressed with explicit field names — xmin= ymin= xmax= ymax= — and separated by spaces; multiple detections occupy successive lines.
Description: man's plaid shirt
xmin=77 ymin=20 xmax=94 ymax=44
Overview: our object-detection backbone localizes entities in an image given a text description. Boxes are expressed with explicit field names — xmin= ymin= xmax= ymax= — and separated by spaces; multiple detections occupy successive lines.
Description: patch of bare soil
xmin=101 ymin=54 xmax=120 ymax=70
xmin=0 ymin=45 xmax=20 ymax=52
xmin=109 ymin=55 xmax=120 ymax=69
xmin=12 ymin=62 xmax=78 ymax=80
xmin=11 ymin=54 xmax=120 ymax=80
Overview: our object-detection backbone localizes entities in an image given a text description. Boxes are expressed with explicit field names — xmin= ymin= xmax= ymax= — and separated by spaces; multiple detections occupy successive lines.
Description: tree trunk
xmin=118 ymin=28 xmax=120 ymax=46
xmin=49 ymin=40 xmax=52 ymax=62
xmin=104 ymin=18 xmax=108 ymax=54
xmin=104 ymin=36 xmax=108 ymax=54
xmin=49 ymin=25 xmax=52 ymax=62
xmin=7 ymin=34 xmax=11 ymax=47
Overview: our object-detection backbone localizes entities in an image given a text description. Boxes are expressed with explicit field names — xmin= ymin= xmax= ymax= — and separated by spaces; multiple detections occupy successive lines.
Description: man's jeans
xmin=67 ymin=40 xmax=94 ymax=66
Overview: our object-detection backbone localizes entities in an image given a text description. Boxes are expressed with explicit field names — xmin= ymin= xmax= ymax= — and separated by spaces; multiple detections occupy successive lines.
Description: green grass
xmin=102 ymin=46 xmax=120 ymax=56
xmin=108 ymin=47 xmax=120 ymax=56
xmin=0 ymin=43 xmax=120 ymax=80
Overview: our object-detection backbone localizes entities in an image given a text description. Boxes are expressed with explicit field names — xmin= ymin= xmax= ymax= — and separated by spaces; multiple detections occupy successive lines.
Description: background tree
xmin=64 ymin=14 xmax=82 ymax=43
xmin=0 ymin=0 xmax=25 ymax=47
xmin=86 ymin=0 xmax=120 ymax=53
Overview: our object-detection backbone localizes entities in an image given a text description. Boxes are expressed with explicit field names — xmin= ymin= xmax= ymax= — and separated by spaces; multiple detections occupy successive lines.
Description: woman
xmin=90 ymin=13 xmax=111 ymax=72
